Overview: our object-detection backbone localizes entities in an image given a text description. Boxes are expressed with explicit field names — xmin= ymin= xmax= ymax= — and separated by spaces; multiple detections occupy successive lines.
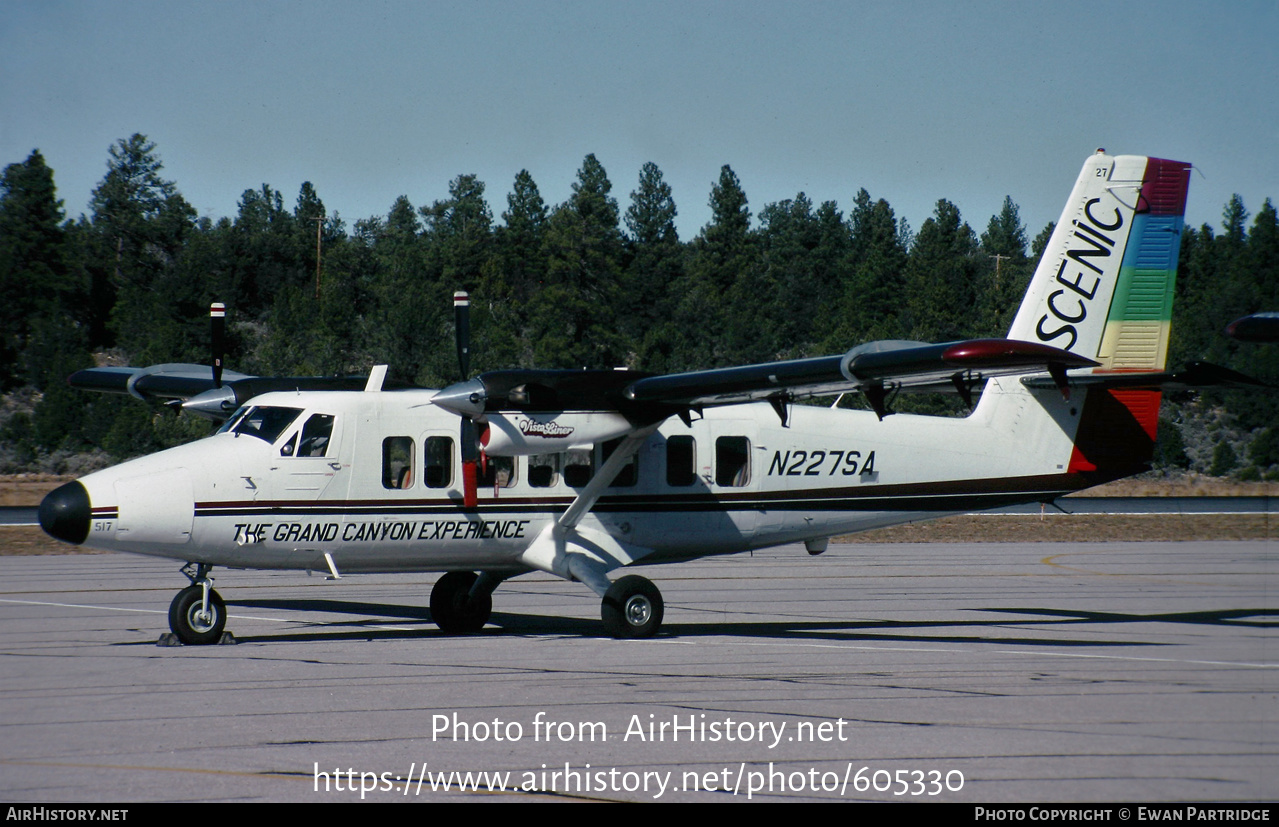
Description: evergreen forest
xmin=1 ymin=135 xmax=1275 ymax=478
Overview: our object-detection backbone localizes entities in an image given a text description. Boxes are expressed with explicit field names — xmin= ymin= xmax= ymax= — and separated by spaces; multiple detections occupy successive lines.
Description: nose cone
xmin=39 ymin=481 xmax=91 ymax=545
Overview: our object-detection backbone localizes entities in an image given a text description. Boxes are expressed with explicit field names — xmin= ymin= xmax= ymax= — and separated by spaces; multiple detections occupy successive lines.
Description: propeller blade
xmin=453 ymin=290 xmax=478 ymax=507
xmin=460 ymin=418 xmax=479 ymax=509
xmin=454 ymin=291 xmax=470 ymax=380
xmin=210 ymin=302 xmax=226 ymax=389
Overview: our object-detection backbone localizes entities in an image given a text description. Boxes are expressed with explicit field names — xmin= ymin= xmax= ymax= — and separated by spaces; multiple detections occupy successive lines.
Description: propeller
xmin=453 ymin=291 xmax=481 ymax=509
xmin=210 ymin=302 xmax=226 ymax=389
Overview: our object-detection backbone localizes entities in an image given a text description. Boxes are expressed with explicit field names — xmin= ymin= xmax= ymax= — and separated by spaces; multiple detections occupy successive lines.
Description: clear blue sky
xmin=3 ymin=0 xmax=1276 ymax=242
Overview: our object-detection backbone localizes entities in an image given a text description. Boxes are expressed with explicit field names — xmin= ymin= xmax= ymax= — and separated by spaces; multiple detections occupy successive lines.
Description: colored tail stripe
xmin=1067 ymin=388 xmax=1163 ymax=476
xmin=1098 ymin=158 xmax=1189 ymax=371
xmin=1140 ymin=158 xmax=1192 ymax=216
xmin=1073 ymin=157 xmax=1189 ymax=476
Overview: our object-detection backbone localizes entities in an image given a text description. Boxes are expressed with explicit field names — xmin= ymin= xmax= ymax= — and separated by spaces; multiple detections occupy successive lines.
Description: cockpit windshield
xmin=217 ymin=406 xmax=303 ymax=444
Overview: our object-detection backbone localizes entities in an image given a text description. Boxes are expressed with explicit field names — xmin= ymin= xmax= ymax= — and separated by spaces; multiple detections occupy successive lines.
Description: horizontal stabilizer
xmin=1226 ymin=313 xmax=1279 ymax=343
xmin=1021 ymin=361 xmax=1271 ymax=392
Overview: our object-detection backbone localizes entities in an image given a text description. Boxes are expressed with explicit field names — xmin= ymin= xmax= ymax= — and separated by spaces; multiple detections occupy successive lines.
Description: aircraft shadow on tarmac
xmin=129 ymin=596 xmax=1274 ymax=646
xmin=990 ymin=607 xmax=1277 ymax=628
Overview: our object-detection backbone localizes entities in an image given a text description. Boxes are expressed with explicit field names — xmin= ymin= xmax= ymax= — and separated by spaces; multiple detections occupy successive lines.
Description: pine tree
xmin=89 ymin=135 xmax=195 ymax=361
xmin=0 ymin=150 xmax=74 ymax=388
xmin=826 ymin=189 xmax=907 ymax=347
xmin=979 ymin=196 xmax=1032 ymax=334
xmin=230 ymin=184 xmax=298 ymax=317
xmin=482 ymin=171 xmax=548 ymax=367
xmin=677 ymin=165 xmax=756 ymax=367
xmin=530 ymin=155 xmax=625 ymax=367
xmin=422 ymin=174 xmax=493 ymax=295
xmin=903 ymin=199 xmax=980 ymax=341
xmin=622 ymin=162 xmax=682 ymax=364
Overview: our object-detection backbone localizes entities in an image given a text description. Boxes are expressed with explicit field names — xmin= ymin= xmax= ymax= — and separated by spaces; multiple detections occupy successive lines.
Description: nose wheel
xmin=168 ymin=584 xmax=227 ymax=645
xmin=601 ymin=575 xmax=663 ymax=638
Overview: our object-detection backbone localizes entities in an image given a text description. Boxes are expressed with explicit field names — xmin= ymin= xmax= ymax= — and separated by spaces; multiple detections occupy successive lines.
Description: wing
xmin=64 ymin=301 xmax=416 ymax=421
xmin=67 ymin=364 xmax=411 ymax=420
xmin=68 ymin=364 xmax=253 ymax=401
xmin=429 ymin=338 xmax=1099 ymax=426
xmin=622 ymin=338 xmax=1099 ymax=419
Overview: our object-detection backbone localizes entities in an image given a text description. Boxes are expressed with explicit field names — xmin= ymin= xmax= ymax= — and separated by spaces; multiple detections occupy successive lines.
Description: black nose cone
xmin=39 ymin=481 xmax=91 ymax=545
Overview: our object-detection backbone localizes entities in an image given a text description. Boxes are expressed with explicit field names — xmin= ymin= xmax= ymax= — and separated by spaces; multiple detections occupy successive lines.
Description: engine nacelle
xmin=481 ymin=411 xmax=634 ymax=456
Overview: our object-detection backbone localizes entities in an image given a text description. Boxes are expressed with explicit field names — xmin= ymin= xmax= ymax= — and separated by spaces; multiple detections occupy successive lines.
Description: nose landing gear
xmin=166 ymin=563 xmax=229 ymax=645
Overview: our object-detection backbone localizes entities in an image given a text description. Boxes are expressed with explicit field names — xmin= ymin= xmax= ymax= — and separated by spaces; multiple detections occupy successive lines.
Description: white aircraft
xmin=39 ymin=151 xmax=1211 ymax=643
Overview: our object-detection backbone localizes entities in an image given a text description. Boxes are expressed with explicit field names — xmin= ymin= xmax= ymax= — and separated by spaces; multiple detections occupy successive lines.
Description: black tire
xmin=168 ymin=585 xmax=226 ymax=645
xmin=601 ymin=575 xmax=664 ymax=638
xmin=430 ymin=571 xmax=492 ymax=634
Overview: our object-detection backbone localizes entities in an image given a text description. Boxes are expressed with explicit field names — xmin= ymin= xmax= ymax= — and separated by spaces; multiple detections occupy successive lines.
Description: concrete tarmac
xmin=0 ymin=542 xmax=1273 ymax=803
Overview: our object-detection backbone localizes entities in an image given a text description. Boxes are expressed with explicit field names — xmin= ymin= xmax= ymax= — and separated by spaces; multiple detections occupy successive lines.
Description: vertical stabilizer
xmin=1007 ymin=151 xmax=1191 ymax=481
xmin=1009 ymin=151 xmax=1190 ymax=369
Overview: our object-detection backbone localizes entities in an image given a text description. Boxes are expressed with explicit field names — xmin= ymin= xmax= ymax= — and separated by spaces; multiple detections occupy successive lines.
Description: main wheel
xmin=168 ymin=585 xmax=227 ymax=645
xmin=601 ymin=575 xmax=664 ymax=638
xmin=430 ymin=571 xmax=492 ymax=634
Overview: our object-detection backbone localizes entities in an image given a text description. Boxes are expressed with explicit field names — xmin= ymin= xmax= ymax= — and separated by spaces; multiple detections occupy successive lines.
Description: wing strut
xmin=557 ymin=424 xmax=660 ymax=531
xmin=518 ymin=423 xmax=662 ymax=597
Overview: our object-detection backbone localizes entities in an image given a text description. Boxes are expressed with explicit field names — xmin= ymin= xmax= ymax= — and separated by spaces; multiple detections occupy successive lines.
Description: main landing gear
xmin=601 ymin=575 xmax=664 ymax=638
xmin=430 ymin=571 xmax=665 ymax=639
xmin=429 ymin=571 xmax=494 ymax=634
xmin=167 ymin=563 xmax=227 ymax=645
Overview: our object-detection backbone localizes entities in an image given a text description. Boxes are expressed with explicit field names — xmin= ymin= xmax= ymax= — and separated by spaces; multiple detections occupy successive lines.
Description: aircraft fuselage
xmin=49 ymin=378 xmax=1085 ymax=576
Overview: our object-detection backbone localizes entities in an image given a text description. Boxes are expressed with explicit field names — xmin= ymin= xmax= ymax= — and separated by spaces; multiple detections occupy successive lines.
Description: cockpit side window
xmin=227 ymin=406 xmax=304 ymax=444
xmin=217 ymin=407 xmax=249 ymax=435
xmin=296 ymin=414 xmax=335 ymax=457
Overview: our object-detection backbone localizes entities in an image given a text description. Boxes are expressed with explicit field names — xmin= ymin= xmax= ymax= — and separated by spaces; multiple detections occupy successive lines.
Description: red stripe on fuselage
xmin=1067 ymin=388 xmax=1162 ymax=476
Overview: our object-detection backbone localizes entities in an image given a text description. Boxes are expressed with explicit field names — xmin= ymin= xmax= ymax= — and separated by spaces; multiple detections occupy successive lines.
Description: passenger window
xmin=424 ymin=436 xmax=453 ymax=488
xmin=666 ymin=435 xmax=696 ymax=486
xmin=601 ymin=439 xmax=637 ymax=487
xmin=529 ymin=454 xmax=559 ymax=488
xmin=478 ymin=455 xmax=516 ymax=489
xmin=297 ymin=414 xmax=334 ymax=457
xmin=715 ymin=436 xmax=750 ymax=487
xmin=382 ymin=437 xmax=414 ymax=489
xmin=563 ymin=449 xmax=593 ymax=488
